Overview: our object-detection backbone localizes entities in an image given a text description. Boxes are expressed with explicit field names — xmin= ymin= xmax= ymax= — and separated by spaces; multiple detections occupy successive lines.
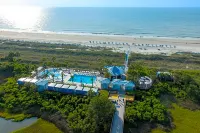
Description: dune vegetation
xmin=152 ymin=104 xmax=200 ymax=133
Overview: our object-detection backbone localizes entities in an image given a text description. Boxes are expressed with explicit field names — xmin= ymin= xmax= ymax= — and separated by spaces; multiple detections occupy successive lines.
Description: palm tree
xmin=91 ymin=77 xmax=94 ymax=87
xmin=61 ymin=71 xmax=64 ymax=84
xmin=51 ymin=73 xmax=55 ymax=83
xmin=44 ymin=71 xmax=49 ymax=79
xmin=81 ymin=77 xmax=83 ymax=86
xmin=70 ymin=74 xmax=74 ymax=83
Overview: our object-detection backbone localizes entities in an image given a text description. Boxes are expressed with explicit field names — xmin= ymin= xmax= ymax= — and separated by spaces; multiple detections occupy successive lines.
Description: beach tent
xmin=48 ymin=83 xmax=56 ymax=91
xmin=36 ymin=80 xmax=48 ymax=92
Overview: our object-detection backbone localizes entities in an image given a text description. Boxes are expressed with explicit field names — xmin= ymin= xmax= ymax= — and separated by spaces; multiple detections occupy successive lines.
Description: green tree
xmin=61 ymin=71 xmax=64 ymax=84
xmin=88 ymin=95 xmax=115 ymax=133
xmin=71 ymin=75 xmax=74 ymax=83
xmin=51 ymin=73 xmax=55 ymax=82
xmin=127 ymin=63 xmax=152 ymax=82
xmin=91 ymin=77 xmax=94 ymax=87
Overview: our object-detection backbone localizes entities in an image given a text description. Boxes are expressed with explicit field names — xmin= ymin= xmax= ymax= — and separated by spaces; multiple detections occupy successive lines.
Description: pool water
xmin=69 ymin=74 xmax=96 ymax=84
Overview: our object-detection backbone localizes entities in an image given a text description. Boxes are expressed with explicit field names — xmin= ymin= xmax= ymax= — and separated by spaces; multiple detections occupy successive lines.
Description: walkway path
xmin=110 ymin=92 xmax=126 ymax=133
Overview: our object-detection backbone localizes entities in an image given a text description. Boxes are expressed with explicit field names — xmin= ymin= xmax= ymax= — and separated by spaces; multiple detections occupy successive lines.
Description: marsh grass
xmin=13 ymin=118 xmax=63 ymax=133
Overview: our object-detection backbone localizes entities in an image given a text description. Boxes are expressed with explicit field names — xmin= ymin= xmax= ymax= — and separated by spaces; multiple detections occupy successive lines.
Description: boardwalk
xmin=110 ymin=93 xmax=125 ymax=133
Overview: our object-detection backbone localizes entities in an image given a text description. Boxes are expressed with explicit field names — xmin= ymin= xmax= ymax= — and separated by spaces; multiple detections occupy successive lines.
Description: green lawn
xmin=152 ymin=104 xmax=200 ymax=133
xmin=13 ymin=118 xmax=63 ymax=133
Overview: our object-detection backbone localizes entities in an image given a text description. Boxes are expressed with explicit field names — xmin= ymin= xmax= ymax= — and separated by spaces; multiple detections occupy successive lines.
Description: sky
xmin=0 ymin=0 xmax=200 ymax=7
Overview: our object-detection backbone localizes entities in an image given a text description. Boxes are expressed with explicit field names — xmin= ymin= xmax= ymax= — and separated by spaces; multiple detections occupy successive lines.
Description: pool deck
xmin=64 ymin=74 xmax=71 ymax=83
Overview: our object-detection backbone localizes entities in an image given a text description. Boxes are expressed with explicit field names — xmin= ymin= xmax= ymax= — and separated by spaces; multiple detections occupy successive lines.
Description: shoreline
xmin=1 ymin=29 xmax=200 ymax=54
xmin=1 ymin=29 xmax=200 ymax=40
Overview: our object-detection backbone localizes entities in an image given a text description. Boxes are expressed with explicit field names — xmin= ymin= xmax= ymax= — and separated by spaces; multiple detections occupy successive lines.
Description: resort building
xmin=59 ymin=85 xmax=70 ymax=93
xmin=109 ymin=79 xmax=135 ymax=91
xmin=36 ymin=80 xmax=48 ymax=92
xmin=17 ymin=78 xmax=48 ymax=92
xmin=75 ymin=86 xmax=84 ymax=95
xmin=29 ymin=79 xmax=38 ymax=84
xmin=96 ymin=77 xmax=110 ymax=90
xmin=17 ymin=78 xmax=27 ymax=85
xmin=48 ymin=83 xmax=56 ymax=91
xmin=55 ymin=84 xmax=63 ymax=91
xmin=105 ymin=66 xmax=126 ymax=80
xmin=82 ymin=87 xmax=90 ymax=95
xmin=139 ymin=76 xmax=153 ymax=90
xmin=68 ymin=86 xmax=77 ymax=94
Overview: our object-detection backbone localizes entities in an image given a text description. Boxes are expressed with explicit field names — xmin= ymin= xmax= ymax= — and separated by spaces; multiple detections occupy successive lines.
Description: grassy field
xmin=152 ymin=104 xmax=200 ymax=133
xmin=13 ymin=118 xmax=63 ymax=133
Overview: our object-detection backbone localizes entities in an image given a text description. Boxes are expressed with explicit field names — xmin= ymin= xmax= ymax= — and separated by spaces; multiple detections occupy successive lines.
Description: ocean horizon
xmin=0 ymin=7 xmax=200 ymax=38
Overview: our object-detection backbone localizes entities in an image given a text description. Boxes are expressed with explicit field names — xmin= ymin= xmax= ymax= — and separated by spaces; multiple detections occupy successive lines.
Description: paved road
xmin=111 ymin=94 xmax=125 ymax=133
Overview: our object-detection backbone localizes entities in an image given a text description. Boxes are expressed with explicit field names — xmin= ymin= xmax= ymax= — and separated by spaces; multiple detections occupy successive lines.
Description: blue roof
xmin=105 ymin=66 xmax=125 ymax=76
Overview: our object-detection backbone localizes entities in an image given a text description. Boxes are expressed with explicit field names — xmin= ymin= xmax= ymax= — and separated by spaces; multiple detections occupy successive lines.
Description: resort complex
xmin=17 ymin=52 xmax=136 ymax=96
xmin=16 ymin=50 xmax=175 ymax=133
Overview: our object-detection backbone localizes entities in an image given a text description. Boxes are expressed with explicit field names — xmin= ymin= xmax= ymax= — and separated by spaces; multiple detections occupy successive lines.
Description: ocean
xmin=0 ymin=7 xmax=200 ymax=38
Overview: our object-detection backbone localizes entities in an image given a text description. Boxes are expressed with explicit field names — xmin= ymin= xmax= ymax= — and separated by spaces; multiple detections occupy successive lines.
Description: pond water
xmin=0 ymin=117 xmax=37 ymax=133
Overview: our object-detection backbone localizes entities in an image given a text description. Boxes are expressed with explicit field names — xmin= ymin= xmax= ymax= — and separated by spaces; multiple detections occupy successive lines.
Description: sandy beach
xmin=0 ymin=30 xmax=200 ymax=55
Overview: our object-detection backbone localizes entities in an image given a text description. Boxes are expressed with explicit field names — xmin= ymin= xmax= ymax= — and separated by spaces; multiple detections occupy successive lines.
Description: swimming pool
xmin=69 ymin=74 xmax=96 ymax=84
